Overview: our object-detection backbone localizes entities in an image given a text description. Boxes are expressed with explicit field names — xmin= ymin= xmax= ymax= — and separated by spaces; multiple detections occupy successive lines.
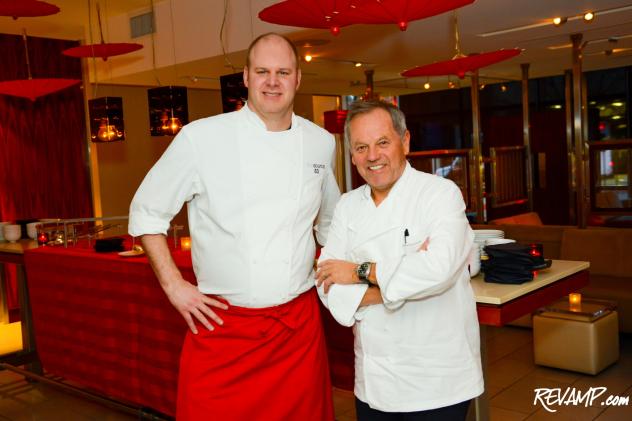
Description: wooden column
xmin=564 ymin=69 xmax=577 ymax=224
xmin=470 ymin=71 xmax=486 ymax=223
xmin=521 ymin=63 xmax=534 ymax=211
xmin=364 ymin=69 xmax=374 ymax=100
xmin=572 ymin=33 xmax=588 ymax=228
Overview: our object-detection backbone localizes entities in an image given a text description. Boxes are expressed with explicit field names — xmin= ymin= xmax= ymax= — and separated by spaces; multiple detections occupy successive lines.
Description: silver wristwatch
xmin=356 ymin=262 xmax=371 ymax=284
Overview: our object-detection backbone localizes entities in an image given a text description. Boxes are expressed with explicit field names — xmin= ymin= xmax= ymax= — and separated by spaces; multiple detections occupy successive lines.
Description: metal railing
xmin=489 ymin=146 xmax=528 ymax=208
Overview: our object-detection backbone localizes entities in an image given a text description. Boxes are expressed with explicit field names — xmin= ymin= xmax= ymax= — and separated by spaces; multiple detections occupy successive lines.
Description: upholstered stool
xmin=533 ymin=299 xmax=619 ymax=375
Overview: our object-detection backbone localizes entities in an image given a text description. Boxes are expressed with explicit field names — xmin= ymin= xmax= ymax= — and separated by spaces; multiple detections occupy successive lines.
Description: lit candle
xmin=37 ymin=232 xmax=49 ymax=246
xmin=569 ymin=293 xmax=582 ymax=311
xmin=180 ymin=236 xmax=191 ymax=251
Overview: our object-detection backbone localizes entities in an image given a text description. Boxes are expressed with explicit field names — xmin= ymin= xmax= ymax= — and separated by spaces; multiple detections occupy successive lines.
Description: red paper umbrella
xmin=348 ymin=0 xmax=475 ymax=31
xmin=259 ymin=0 xmax=358 ymax=35
xmin=0 ymin=0 xmax=60 ymax=19
xmin=0 ymin=78 xmax=81 ymax=101
xmin=63 ymin=43 xmax=143 ymax=61
xmin=402 ymin=49 xmax=522 ymax=79
xmin=62 ymin=3 xmax=143 ymax=60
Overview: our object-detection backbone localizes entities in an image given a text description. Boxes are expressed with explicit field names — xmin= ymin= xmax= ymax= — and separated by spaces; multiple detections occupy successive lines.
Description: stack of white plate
xmin=472 ymin=229 xmax=504 ymax=258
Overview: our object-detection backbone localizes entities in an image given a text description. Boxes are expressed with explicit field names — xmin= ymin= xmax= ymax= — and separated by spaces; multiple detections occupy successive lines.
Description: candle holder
xmin=180 ymin=236 xmax=191 ymax=251
xmin=569 ymin=293 xmax=582 ymax=312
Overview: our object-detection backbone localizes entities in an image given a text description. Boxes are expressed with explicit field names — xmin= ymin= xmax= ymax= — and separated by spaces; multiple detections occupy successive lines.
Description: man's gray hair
xmin=344 ymin=100 xmax=407 ymax=146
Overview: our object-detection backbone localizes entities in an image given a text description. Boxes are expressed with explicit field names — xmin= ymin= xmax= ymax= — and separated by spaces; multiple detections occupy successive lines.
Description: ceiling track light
xmin=423 ymin=78 xmax=431 ymax=90
xmin=304 ymin=54 xmax=313 ymax=62
xmin=553 ymin=16 xmax=567 ymax=26
xmin=480 ymin=4 xmax=632 ymax=37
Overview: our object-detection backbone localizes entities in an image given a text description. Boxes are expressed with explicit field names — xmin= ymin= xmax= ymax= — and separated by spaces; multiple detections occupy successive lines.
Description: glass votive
xmin=37 ymin=231 xmax=49 ymax=246
xmin=569 ymin=293 xmax=582 ymax=312
xmin=529 ymin=243 xmax=544 ymax=257
xmin=180 ymin=236 xmax=191 ymax=251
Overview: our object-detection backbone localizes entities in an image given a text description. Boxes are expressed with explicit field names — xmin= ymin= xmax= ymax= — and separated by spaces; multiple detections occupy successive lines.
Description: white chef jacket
xmin=318 ymin=162 xmax=483 ymax=412
xmin=129 ymin=103 xmax=340 ymax=307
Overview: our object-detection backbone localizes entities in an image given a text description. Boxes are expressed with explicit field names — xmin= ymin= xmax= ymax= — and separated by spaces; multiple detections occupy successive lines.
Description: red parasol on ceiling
xmin=0 ymin=0 xmax=60 ymax=19
xmin=0 ymin=31 xmax=80 ymax=101
xmin=63 ymin=43 xmax=143 ymax=60
xmin=61 ymin=3 xmax=142 ymax=60
xmin=259 ymin=0 xmax=358 ymax=35
xmin=0 ymin=78 xmax=80 ymax=101
xmin=402 ymin=49 xmax=522 ymax=79
xmin=348 ymin=0 xmax=475 ymax=31
xmin=402 ymin=11 xmax=521 ymax=80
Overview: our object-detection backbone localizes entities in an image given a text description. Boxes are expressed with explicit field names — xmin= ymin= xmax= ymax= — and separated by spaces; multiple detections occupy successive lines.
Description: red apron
xmin=176 ymin=288 xmax=334 ymax=421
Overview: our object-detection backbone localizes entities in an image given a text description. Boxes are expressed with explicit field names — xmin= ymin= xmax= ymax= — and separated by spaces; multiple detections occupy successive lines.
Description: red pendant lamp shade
xmin=63 ymin=43 xmax=143 ymax=61
xmin=259 ymin=0 xmax=473 ymax=34
xmin=0 ymin=78 xmax=80 ymax=101
xmin=402 ymin=48 xmax=521 ymax=79
xmin=259 ymin=0 xmax=358 ymax=35
xmin=347 ymin=0 xmax=475 ymax=31
xmin=62 ymin=3 xmax=142 ymax=60
xmin=0 ymin=0 xmax=60 ymax=19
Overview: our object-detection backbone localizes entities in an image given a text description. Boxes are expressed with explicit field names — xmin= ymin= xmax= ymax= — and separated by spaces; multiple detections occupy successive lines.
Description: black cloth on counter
xmin=482 ymin=243 xmax=549 ymax=284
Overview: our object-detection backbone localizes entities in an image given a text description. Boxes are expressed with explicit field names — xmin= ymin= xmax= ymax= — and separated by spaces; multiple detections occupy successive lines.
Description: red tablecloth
xmin=24 ymin=243 xmax=194 ymax=417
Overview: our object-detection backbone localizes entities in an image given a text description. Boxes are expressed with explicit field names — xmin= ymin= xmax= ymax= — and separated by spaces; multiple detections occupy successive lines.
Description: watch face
xmin=358 ymin=262 xmax=371 ymax=279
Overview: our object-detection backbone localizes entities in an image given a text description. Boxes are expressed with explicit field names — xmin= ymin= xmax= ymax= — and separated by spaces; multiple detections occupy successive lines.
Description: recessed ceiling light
xmin=304 ymin=54 xmax=313 ymax=62
xmin=354 ymin=62 xmax=362 ymax=67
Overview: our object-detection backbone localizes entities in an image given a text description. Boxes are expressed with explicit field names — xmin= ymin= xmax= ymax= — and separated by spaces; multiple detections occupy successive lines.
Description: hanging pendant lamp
xmin=259 ymin=0 xmax=358 ymax=36
xmin=89 ymin=97 xmax=125 ymax=142
xmin=148 ymin=86 xmax=188 ymax=136
xmin=402 ymin=11 xmax=521 ymax=79
xmin=62 ymin=3 xmax=142 ymax=60
xmin=259 ymin=0 xmax=473 ymax=34
xmin=0 ymin=0 xmax=59 ymax=19
xmin=0 ymin=31 xmax=80 ymax=101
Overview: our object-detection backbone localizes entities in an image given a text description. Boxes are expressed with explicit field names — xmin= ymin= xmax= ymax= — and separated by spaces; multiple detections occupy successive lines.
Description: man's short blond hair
xmin=245 ymin=33 xmax=300 ymax=70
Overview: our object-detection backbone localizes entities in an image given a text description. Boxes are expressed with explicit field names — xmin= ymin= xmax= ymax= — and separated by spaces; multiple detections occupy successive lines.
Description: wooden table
xmin=0 ymin=239 xmax=41 ymax=370
xmin=468 ymin=259 xmax=590 ymax=421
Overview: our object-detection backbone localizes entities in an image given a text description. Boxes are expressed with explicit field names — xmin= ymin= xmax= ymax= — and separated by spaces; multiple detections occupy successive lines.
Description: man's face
xmin=349 ymin=108 xmax=410 ymax=200
xmin=243 ymin=36 xmax=301 ymax=124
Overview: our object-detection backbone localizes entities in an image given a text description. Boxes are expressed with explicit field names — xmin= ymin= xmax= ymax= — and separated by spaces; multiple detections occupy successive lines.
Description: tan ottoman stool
xmin=533 ymin=299 xmax=619 ymax=375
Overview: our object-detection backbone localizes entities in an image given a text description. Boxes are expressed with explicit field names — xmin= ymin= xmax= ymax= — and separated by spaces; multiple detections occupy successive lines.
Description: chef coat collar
xmin=243 ymin=101 xmax=298 ymax=132
xmin=360 ymin=161 xmax=413 ymax=202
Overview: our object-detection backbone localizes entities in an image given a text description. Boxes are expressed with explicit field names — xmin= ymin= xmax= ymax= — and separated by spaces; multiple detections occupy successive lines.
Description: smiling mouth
xmin=263 ymin=92 xmax=282 ymax=97
xmin=368 ymin=164 xmax=385 ymax=171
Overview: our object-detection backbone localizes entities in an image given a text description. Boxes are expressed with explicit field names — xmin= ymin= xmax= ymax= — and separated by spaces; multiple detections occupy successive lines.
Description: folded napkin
xmin=481 ymin=243 xmax=549 ymax=284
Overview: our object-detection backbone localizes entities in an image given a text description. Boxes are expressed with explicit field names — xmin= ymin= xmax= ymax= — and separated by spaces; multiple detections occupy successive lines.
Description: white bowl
xmin=0 ymin=221 xmax=9 ymax=241
xmin=26 ymin=222 xmax=40 ymax=239
xmin=2 ymin=224 xmax=21 ymax=242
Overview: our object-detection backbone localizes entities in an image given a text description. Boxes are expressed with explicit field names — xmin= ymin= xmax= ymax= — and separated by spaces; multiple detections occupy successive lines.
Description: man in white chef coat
xmin=316 ymin=100 xmax=483 ymax=420
xmin=129 ymin=33 xmax=339 ymax=420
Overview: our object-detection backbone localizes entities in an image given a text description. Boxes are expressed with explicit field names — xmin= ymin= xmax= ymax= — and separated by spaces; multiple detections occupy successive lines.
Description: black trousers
xmin=355 ymin=397 xmax=471 ymax=421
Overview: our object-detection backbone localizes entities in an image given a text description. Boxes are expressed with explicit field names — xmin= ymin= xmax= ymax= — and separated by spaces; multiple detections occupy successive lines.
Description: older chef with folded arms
xmin=316 ymin=99 xmax=483 ymax=421
xmin=129 ymin=33 xmax=339 ymax=420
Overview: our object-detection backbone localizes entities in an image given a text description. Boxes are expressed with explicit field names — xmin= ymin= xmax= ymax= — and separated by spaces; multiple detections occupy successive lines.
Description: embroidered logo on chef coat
xmin=312 ymin=163 xmax=326 ymax=174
